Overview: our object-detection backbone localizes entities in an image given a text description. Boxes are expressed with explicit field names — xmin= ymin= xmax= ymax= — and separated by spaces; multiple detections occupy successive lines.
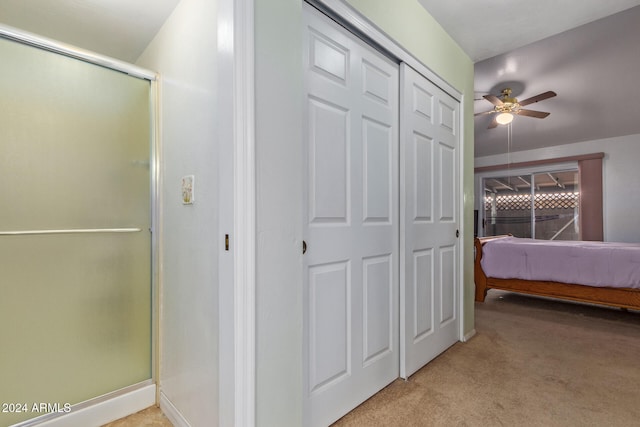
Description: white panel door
xmin=303 ymin=5 xmax=399 ymax=426
xmin=400 ymin=63 xmax=460 ymax=378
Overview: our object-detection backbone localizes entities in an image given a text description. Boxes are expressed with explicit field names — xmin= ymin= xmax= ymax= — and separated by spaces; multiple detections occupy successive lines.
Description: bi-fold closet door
xmin=303 ymin=4 xmax=460 ymax=426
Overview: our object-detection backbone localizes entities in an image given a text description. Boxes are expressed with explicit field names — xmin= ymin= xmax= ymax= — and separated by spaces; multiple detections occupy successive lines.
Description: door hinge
xmin=225 ymin=234 xmax=230 ymax=251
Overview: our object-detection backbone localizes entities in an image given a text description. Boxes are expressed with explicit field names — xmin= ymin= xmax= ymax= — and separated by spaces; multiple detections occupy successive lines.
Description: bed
xmin=474 ymin=235 xmax=640 ymax=310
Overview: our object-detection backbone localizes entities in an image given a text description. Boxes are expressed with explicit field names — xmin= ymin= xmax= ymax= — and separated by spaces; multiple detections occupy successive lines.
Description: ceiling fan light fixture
xmin=496 ymin=112 xmax=514 ymax=125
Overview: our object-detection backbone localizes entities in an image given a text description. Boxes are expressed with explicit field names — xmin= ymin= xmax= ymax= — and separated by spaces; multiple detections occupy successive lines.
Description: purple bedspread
xmin=481 ymin=237 xmax=640 ymax=289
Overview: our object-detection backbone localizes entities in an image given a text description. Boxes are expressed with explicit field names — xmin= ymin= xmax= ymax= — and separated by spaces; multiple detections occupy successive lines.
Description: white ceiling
xmin=2 ymin=1 xmax=640 ymax=159
xmin=0 ymin=0 xmax=180 ymax=63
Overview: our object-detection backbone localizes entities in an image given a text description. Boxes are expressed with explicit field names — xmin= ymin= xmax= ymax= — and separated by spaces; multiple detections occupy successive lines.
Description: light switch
xmin=181 ymin=175 xmax=194 ymax=204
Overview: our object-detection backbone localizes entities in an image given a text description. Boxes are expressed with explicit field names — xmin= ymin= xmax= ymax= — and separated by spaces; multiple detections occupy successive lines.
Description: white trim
xmin=0 ymin=24 xmax=156 ymax=81
xmin=15 ymin=383 xmax=156 ymax=427
xmin=398 ymin=62 xmax=409 ymax=380
xmin=233 ymin=0 xmax=256 ymax=426
xmin=462 ymin=329 xmax=477 ymax=342
xmin=458 ymin=92 xmax=468 ymax=343
xmin=217 ymin=0 xmax=256 ymax=424
xmin=216 ymin=0 xmax=236 ymax=423
xmin=159 ymin=392 xmax=191 ymax=427
xmin=150 ymin=76 xmax=163 ymax=406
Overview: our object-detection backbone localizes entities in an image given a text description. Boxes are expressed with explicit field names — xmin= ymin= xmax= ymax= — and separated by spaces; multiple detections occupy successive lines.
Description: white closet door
xmin=303 ymin=5 xmax=399 ymax=426
xmin=400 ymin=63 xmax=460 ymax=379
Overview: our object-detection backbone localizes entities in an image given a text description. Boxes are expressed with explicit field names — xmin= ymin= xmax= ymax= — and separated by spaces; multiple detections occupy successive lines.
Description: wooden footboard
xmin=474 ymin=235 xmax=511 ymax=302
xmin=474 ymin=236 xmax=640 ymax=310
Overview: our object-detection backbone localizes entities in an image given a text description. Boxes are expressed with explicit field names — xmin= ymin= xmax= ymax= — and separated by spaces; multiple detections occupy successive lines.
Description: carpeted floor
xmin=102 ymin=406 xmax=172 ymax=427
xmin=110 ymin=291 xmax=640 ymax=426
xmin=332 ymin=291 xmax=640 ymax=426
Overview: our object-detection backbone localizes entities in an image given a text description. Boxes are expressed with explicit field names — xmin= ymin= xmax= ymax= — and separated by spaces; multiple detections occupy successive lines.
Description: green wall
xmin=346 ymin=0 xmax=476 ymax=335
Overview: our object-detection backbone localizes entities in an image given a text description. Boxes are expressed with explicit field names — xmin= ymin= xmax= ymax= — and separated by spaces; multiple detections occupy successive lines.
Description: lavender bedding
xmin=481 ymin=236 xmax=640 ymax=289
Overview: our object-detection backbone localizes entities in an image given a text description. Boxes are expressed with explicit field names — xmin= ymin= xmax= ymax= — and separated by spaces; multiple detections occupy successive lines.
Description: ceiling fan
xmin=475 ymin=88 xmax=557 ymax=128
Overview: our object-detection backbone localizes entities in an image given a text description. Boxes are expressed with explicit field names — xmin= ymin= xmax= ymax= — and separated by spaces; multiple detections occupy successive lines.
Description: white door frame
xmin=218 ymin=0 xmax=257 ymax=426
xmin=231 ymin=0 xmax=257 ymax=424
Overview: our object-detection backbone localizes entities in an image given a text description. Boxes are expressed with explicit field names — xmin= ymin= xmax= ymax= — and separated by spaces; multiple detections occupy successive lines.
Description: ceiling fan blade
xmin=517 ymin=109 xmax=550 ymax=118
xmin=488 ymin=117 xmax=499 ymax=129
xmin=483 ymin=94 xmax=503 ymax=106
xmin=474 ymin=110 xmax=494 ymax=117
xmin=519 ymin=91 xmax=557 ymax=106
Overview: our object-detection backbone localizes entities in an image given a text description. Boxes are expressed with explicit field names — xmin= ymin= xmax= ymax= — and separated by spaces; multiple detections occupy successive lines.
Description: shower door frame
xmin=0 ymin=23 xmax=160 ymax=426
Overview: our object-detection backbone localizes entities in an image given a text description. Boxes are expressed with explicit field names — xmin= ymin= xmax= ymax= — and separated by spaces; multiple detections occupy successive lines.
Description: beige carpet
xmin=333 ymin=291 xmax=640 ymax=427
xmin=102 ymin=406 xmax=172 ymax=427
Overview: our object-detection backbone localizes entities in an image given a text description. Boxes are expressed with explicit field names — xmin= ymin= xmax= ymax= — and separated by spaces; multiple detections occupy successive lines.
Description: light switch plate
xmin=181 ymin=175 xmax=194 ymax=204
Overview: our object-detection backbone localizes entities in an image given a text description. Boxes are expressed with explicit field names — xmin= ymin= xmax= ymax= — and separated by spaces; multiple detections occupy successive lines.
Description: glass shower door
xmin=0 ymin=37 xmax=152 ymax=426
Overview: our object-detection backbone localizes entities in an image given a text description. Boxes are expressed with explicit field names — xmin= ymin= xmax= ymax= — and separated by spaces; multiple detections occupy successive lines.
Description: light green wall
xmin=345 ymin=0 xmax=471 ymax=90
xmin=345 ymin=0 xmax=476 ymax=335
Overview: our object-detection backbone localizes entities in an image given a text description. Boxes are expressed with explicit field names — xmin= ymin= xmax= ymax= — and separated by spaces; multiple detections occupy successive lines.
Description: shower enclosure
xmin=0 ymin=35 xmax=154 ymax=426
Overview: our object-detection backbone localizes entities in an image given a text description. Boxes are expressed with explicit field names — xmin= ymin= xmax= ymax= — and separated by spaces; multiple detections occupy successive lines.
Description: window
xmin=483 ymin=169 xmax=579 ymax=240
xmin=475 ymin=153 xmax=604 ymax=241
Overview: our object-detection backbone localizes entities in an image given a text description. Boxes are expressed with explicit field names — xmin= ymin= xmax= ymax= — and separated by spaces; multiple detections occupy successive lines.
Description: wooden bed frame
xmin=474 ymin=235 xmax=640 ymax=310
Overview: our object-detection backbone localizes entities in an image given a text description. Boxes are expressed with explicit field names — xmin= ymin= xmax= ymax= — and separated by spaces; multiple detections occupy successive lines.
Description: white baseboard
xmin=462 ymin=329 xmax=477 ymax=342
xmin=25 ymin=383 xmax=156 ymax=427
xmin=159 ymin=391 xmax=191 ymax=427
